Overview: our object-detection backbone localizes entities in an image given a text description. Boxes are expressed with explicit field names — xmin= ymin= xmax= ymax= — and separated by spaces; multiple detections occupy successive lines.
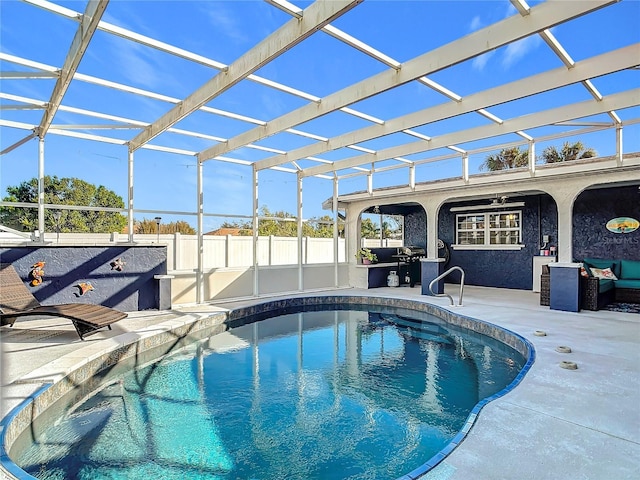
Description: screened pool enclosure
xmin=1 ymin=0 xmax=639 ymax=303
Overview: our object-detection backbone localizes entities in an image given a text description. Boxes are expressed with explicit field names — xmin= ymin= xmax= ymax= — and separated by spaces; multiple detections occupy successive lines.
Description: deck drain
xmin=556 ymin=346 xmax=572 ymax=353
xmin=534 ymin=330 xmax=547 ymax=336
xmin=560 ymin=360 xmax=578 ymax=370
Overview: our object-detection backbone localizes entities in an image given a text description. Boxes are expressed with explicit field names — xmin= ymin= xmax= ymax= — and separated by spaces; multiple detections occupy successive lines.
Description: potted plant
xmin=356 ymin=247 xmax=377 ymax=264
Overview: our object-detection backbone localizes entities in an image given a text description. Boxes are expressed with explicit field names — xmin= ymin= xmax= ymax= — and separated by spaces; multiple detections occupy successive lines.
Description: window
xmin=456 ymin=214 xmax=485 ymax=245
xmin=455 ymin=211 xmax=523 ymax=249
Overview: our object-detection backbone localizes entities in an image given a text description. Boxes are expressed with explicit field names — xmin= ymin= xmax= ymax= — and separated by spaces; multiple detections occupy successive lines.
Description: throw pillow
xmin=590 ymin=267 xmax=618 ymax=280
xmin=580 ymin=266 xmax=589 ymax=277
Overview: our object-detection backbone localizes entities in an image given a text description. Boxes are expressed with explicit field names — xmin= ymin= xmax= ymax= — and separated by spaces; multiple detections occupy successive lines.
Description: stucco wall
xmin=0 ymin=246 xmax=167 ymax=311
xmin=438 ymin=194 xmax=557 ymax=290
xmin=404 ymin=209 xmax=427 ymax=248
xmin=573 ymin=185 xmax=640 ymax=261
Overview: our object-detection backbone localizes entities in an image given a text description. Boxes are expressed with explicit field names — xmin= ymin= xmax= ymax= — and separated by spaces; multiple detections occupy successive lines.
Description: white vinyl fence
xmin=2 ymin=232 xmax=347 ymax=270
xmin=166 ymin=234 xmax=346 ymax=269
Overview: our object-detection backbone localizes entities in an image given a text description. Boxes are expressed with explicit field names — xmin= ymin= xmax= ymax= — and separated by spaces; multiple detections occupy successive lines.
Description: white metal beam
xmin=24 ymin=0 xmax=228 ymax=69
xmin=37 ymin=138 xmax=45 ymax=235
xmin=28 ymin=0 xmax=349 ymax=105
xmin=197 ymin=158 xmax=204 ymax=303
xmin=274 ymin=0 xmax=521 ymax=147
xmin=36 ymin=0 xmax=108 ymax=138
xmin=0 ymin=71 xmax=58 ymax=79
xmin=0 ymin=132 xmax=37 ymax=155
xmin=200 ymin=0 xmax=616 ymax=163
xmin=255 ymin=44 xmax=638 ymax=171
xmin=332 ymin=175 xmax=339 ymax=286
xmin=129 ymin=0 xmax=361 ymax=152
xmin=0 ymin=49 xmax=359 ymax=142
xmin=268 ymin=0 xmax=401 ymax=69
xmin=335 ymin=120 xmax=639 ymax=182
xmin=0 ymin=52 xmax=58 ymax=73
xmin=0 ymin=105 xmax=44 ymax=111
xmin=539 ymin=29 xmax=574 ymax=68
xmin=297 ymin=173 xmax=303 ymax=290
xmin=252 ymin=166 xmax=259 ymax=296
xmin=127 ymin=150 xmax=134 ymax=242
xmin=302 ymin=89 xmax=640 ymax=177
xmin=0 ymin=89 xmax=328 ymax=160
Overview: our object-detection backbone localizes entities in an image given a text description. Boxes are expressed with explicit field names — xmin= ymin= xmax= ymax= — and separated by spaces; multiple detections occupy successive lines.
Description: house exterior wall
xmin=573 ymin=185 xmax=640 ymax=261
xmin=438 ymin=194 xmax=557 ymax=290
xmin=404 ymin=209 xmax=427 ymax=248
xmin=341 ymin=158 xmax=640 ymax=292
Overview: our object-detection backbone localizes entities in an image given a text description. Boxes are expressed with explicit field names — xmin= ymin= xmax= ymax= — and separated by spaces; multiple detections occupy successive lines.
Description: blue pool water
xmin=16 ymin=306 xmax=526 ymax=479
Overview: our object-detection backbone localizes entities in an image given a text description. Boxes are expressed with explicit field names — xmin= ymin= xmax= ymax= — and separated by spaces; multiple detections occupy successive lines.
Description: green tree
xmin=221 ymin=213 xmax=342 ymax=238
xmin=220 ymin=220 xmax=252 ymax=235
xmin=0 ymin=176 xmax=126 ymax=233
xmin=305 ymin=215 xmax=345 ymax=238
xmin=135 ymin=219 xmax=195 ymax=234
xmin=360 ymin=218 xmax=380 ymax=239
xmin=480 ymin=147 xmax=529 ymax=171
xmin=541 ymin=141 xmax=596 ymax=164
xmin=168 ymin=220 xmax=196 ymax=234
xmin=257 ymin=206 xmax=298 ymax=237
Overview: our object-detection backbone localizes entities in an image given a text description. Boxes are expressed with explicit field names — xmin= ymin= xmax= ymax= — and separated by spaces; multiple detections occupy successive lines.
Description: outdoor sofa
xmin=580 ymin=258 xmax=640 ymax=311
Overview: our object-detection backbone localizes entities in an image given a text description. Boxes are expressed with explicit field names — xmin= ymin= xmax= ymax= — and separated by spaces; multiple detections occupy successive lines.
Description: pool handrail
xmin=429 ymin=265 xmax=465 ymax=306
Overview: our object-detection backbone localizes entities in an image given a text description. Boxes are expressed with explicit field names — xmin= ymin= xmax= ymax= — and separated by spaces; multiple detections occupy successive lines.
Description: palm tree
xmin=360 ymin=218 xmax=380 ymax=239
xmin=480 ymin=147 xmax=529 ymax=171
xmin=541 ymin=141 xmax=596 ymax=164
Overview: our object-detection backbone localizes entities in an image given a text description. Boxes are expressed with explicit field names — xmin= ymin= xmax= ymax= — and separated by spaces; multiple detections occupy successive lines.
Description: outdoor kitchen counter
xmin=354 ymin=262 xmax=408 ymax=288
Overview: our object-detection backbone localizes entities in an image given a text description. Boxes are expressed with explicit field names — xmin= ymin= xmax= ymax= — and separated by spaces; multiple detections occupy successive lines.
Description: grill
xmin=392 ymin=246 xmax=426 ymax=287
xmin=397 ymin=246 xmax=426 ymax=259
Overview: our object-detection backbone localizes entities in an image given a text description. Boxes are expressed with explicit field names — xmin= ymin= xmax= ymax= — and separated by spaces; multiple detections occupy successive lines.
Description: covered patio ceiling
xmin=1 ymin=0 xmax=639 ymax=225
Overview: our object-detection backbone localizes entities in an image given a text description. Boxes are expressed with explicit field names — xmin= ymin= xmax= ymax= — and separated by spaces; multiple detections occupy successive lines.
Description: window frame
xmin=453 ymin=210 xmax=525 ymax=250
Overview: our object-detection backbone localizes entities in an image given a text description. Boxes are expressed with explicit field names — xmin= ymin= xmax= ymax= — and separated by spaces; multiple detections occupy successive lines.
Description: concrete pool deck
xmin=1 ymin=285 xmax=639 ymax=479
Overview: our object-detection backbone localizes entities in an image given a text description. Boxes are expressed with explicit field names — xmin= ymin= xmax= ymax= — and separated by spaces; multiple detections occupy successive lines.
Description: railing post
xmin=269 ymin=235 xmax=274 ymax=266
xmin=173 ymin=232 xmax=181 ymax=270
xmin=304 ymin=236 xmax=309 ymax=265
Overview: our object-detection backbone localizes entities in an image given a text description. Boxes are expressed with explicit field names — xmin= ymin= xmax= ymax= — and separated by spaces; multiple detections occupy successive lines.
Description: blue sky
xmin=1 ymin=0 xmax=639 ymax=231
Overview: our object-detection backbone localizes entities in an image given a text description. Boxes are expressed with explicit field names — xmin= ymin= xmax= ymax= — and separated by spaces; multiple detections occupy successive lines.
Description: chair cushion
xmin=590 ymin=267 xmax=618 ymax=280
xmin=619 ymin=259 xmax=640 ymax=280
xmin=583 ymin=258 xmax=621 ymax=278
xmin=598 ymin=279 xmax=615 ymax=293
xmin=613 ymin=279 xmax=640 ymax=290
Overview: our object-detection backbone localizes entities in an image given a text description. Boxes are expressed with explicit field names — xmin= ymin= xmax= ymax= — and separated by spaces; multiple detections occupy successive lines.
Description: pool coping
xmin=0 ymin=310 xmax=229 ymax=480
xmin=1 ymin=295 xmax=535 ymax=480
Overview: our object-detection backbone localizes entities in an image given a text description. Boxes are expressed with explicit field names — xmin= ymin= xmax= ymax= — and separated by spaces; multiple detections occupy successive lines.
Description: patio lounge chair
xmin=0 ymin=263 xmax=127 ymax=340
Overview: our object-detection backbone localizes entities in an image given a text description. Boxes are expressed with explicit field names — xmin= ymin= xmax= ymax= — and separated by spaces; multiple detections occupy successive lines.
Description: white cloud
xmin=259 ymin=92 xmax=287 ymax=118
xmin=97 ymin=8 xmax=170 ymax=90
xmin=109 ymin=40 xmax=161 ymax=89
xmin=501 ymin=35 xmax=541 ymax=69
xmin=469 ymin=15 xmax=483 ymax=31
xmin=468 ymin=2 xmax=543 ymax=72
xmin=472 ymin=51 xmax=495 ymax=71
xmin=197 ymin=2 xmax=250 ymax=45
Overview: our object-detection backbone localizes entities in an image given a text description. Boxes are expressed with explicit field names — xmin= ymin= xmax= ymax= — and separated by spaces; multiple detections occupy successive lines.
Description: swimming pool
xmin=3 ymin=297 xmax=534 ymax=480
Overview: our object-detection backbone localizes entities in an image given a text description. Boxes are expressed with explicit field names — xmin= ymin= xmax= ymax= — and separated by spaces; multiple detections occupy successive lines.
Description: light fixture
xmin=154 ymin=216 xmax=162 ymax=243
xmin=490 ymin=195 xmax=508 ymax=206
xmin=372 ymin=205 xmax=380 ymax=214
